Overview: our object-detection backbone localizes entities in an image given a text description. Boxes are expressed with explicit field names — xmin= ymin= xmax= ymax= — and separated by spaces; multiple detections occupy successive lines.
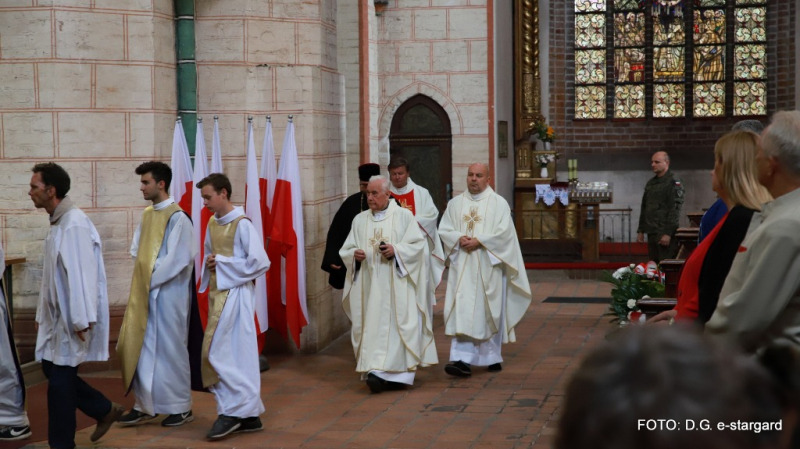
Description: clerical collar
xmin=372 ymin=202 xmax=392 ymax=221
xmin=154 ymin=198 xmax=174 ymax=211
xmin=50 ymin=196 xmax=76 ymax=224
xmin=469 ymin=187 xmax=492 ymax=201
xmin=216 ymin=206 xmax=244 ymax=225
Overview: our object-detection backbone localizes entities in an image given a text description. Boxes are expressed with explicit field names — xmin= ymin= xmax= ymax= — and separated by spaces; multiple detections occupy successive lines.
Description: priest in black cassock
xmin=321 ymin=163 xmax=381 ymax=289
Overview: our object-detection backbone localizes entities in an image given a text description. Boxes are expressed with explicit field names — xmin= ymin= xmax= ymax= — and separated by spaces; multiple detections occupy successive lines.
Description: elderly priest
xmin=438 ymin=163 xmax=532 ymax=377
xmin=340 ymin=175 xmax=438 ymax=393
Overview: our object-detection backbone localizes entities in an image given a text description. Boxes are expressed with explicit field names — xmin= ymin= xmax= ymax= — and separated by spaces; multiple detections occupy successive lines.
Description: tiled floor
xmin=21 ymin=278 xmax=613 ymax=449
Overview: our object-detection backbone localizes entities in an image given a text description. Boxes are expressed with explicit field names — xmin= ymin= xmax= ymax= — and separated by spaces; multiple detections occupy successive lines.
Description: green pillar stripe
xmin=174 ymin=0 xmax=196 ymax=155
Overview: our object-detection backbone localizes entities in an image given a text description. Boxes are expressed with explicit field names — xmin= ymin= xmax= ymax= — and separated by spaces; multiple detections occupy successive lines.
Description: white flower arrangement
xmin=534 ymin=153 xmax=556 ymax=167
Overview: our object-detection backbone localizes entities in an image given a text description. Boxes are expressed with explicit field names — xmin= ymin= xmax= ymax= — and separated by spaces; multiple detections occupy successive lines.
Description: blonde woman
xmin=652 ymin=130 xmax=772 ymax=324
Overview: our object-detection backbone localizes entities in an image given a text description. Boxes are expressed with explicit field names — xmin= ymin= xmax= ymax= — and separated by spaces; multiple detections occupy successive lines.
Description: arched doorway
xmin=389 ymin=95 xmax=453 ymax=214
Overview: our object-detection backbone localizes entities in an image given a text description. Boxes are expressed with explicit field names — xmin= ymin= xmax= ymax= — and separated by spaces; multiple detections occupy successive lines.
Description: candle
xmin=574 ymin=159 xmax=578 ymax=180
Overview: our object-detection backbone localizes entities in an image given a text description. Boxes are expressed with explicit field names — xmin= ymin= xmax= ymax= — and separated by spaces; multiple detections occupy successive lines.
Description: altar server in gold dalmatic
xmin=438 ymin=163 xmax=532 ymax=377
xmin=117 ymin=161 xmax=198 ymax=428
xmin=340 ymin=175 xmax=437 ymax=394
xmin=197 ymin=173 xmax=269 ymax=440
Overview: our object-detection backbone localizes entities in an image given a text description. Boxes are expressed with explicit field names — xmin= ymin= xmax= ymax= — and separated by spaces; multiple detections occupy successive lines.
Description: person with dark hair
xmin=388 ymin=158 xmax=445 ymax=321
xmin=556 ymin=326 xmax=787 ymax=449
xmin=637 ymin=151 xmax=684 ymax=263
xmin=116 ymin=161 xmax=199 ymax=427
xmin=196 ymin=173 xmax=269 ymax=439
xmin=0 ymin=239 xmax=30 ymax=441
xmin=29 ymin=163 xmax=123 ymax=449
xmin=321 ymin=163 xmax=381 ymax=289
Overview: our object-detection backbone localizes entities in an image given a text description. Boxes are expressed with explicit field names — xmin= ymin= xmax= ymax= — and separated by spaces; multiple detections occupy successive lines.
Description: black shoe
xmin=117 ymin=409 xmax=158 ymax=426
xmin=91 ymin=402 xmax=125 ymax=442
xmin=488 ymin=363 xmax=503 ymax=372
xmin=206 ymin=415 xmax=241 ymax=439
xmin=259 ymin=354 xmax=270 ymax=372
xmin=366 ymin=373 xmax=384 ymax=393
xmin=234 ymin=417 xmax=263 ymax=433
xmin=0 ymin=424 xmax=31 ymax=441
xmin=445 ymin=361 xmax=472 ymax=377
xmin=161 ymin=411 xmax=194 ymax=427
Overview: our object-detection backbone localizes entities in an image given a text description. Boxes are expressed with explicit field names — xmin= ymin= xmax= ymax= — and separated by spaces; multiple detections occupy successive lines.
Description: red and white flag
xmin=244 ymin=119 xmax=270 ymax=336
xmin=270 ymin=118 xmax=308 ymax=347
xmin=259 ymin=118 xmax=285 ymax=338
xmin=211 ymin=116 xmax=224 ymax=174
xmin=171 ymin=119 xmax=194 ymax=214
xmin=192 ymin=119 xmax=212 ymax=329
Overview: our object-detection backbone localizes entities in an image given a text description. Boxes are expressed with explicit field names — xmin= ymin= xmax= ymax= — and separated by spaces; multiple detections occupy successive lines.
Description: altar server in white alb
xmin=197 ymin=173 xmax=270 ymax=439
xmin=29 ymin=163 xmax=123 ymax=449
xmin=117 ymin=162 xmax=198 ymax=427
xmin=388 ymin=158 xmax=446 ymax=314
xmin=438 ymin=163 xmax=532 ymax=377
xmin=0 ymin=239 xmax=31 ymax=442
xmin=340 ymin=176 xmax=438 ymax=394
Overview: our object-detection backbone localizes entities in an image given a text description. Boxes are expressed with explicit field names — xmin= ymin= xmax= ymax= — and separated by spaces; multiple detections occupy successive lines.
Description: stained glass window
xmin=574 ymin=0 xmax=768 ymax=119
xmin=574 ymin=0 xmax=606 ymax=119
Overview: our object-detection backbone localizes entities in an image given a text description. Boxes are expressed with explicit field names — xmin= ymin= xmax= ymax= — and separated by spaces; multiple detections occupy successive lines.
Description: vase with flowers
xmin=533 ymin=118 xmax=557 ymax=151
xmin=535 ymin=153 xmax=556 ymax=179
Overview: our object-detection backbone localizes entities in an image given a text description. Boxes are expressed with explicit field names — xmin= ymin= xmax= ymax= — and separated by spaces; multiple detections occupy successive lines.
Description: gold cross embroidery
xmin=462 ymin=207 xmax=482 ymax=236
xmin=399 ymin=199 xmax=413 ymax=212
xmin=368 ymin=228 xmax=389 ymax=254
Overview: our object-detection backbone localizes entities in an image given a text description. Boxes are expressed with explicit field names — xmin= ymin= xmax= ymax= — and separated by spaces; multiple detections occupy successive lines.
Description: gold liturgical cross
xmin=368 ymin=228 xmax=389 ymax=253
xmin=399 ymin=199 xmax=413 ymax=212
xmin=462 ymin=207 xmax=482 ymax=236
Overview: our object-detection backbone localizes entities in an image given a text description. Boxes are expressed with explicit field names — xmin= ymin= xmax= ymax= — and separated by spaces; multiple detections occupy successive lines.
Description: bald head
xmin=651 ymin=151 xmax=670 ymax=177
xmin=467 ymin=163 xmax=490 ymax=194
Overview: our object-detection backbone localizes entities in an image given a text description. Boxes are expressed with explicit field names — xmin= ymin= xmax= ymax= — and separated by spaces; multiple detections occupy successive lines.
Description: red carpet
xmin=0 ymin=377 xmax=134 ymax=449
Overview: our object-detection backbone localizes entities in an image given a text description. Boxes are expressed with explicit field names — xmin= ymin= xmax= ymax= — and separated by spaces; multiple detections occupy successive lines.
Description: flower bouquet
xmin=534 ymin=153 xmax=556 ymax=167
xmin=533 ymin=119 xmax=557 ymax=143
xmin=602 ymin=263 xmax=665 ymax=328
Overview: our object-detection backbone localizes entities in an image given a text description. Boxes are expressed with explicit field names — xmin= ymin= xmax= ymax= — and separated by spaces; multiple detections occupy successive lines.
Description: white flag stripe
xmin=245 ymin=121 xmax=269 ymax=331
xmin=170 ymin=119 xmax=194 ymax=208
xmin=259 ymin=118 xmax=278 ymax=211
xmin=192 ymin=120 xmax=210 ymax=277
xmin=277 ymin=120 xmax=308 ymax=321
xmin=211 ymin=118 xmax=224 ymax=174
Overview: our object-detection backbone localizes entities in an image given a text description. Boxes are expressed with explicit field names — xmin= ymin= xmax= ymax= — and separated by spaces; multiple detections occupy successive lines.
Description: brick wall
xmin=549 ymin=0 xmax=796 ymax=172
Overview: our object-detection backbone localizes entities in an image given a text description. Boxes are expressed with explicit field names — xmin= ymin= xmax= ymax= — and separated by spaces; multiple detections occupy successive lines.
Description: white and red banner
xmin=244 ymin=120 xmax=270 ymax=339
xmin=171 ymin=119 xmax=194 ymax=215
xmin=259 ymin=118 xmax=285 ymax=339
xmin=211 ymin=117 xmax=224 ymax=174
xmin=269 ymin=119 xmax=308 ymax=347
xmin=192 ymin=119 xmax=212 ymax=329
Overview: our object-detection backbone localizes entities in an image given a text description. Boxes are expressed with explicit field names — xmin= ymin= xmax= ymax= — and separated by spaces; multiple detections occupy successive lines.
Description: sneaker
xmin=206 ymin=415 xmax=241 ymax=440
xmin=161 ymin=411 xmax=194 ymax=427
xmin=445 ymin=361 xmax=472 ymax=377
xmin=91 ymin=402 xmax=124 ymax=442
xmin=0 ymin=424 xmax=31 ymax=441
xmin=366 ymin=373 xmax=384 ymax=393
xmin=234 ymin=417 xmax=263 ymax=433
xmin=117 ymin=409 xmax=158 ymax=426
xmin=488 ymin=363 xmax=503 ymax=372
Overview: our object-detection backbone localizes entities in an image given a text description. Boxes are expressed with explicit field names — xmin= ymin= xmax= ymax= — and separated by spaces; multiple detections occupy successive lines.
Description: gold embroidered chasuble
xmin=117 ymin=203 xmax=183 ymax=391
xmin=201 ymin=215 xmax=246 ymax=387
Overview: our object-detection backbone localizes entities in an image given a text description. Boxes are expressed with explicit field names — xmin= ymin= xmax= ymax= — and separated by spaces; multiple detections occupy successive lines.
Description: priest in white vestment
xmin=117 ymin=162 xmax=198 ymax=427
xmin=388 ymin=158 xmax=446 ymax=314
xmin=438 ymin=163 xmax=532 ymax=377
xmin=340 ymin=175 xmax=438 ymax=393
xmin=0 ymin=239 xmax=30 ymax=441
xmin=29 ymin=163 xmax=123 ymax=449
xmin=197 ymin=173 xmax=270 ymax=439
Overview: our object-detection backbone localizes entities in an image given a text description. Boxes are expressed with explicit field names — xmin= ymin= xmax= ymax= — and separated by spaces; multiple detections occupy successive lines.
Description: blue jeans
xmin=41 ymin=360 xmax=111 ymax=449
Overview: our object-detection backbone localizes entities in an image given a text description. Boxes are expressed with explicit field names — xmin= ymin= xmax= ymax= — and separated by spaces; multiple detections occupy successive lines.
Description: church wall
xmin=195 ymin=0 xmax=348 ymax=353
xmin=337 ymin=0 xmax=361 ymax=194
xmin=546 ymin=0 xmax=796 ymax=231
xmin=494 ymin=0 xmax=514 ymax=201
xmin=0 ymin=1 xmax=176 ymax=313
xmin=376 ymin=1 xmax=492 ymax=196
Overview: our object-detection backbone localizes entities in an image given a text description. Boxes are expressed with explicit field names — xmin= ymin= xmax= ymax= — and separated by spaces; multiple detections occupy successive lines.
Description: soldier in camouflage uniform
xmin=636 ymin=151 xmax=685 ymax=263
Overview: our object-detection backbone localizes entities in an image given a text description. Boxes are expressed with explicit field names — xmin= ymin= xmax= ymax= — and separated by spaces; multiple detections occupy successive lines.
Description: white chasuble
xmin=0 ymin=240 xmax=28 ymax=427
xmin=35 ymin=198 xmax=110 ymax=368
xmin=340 ymin=202 xmax=437 ymax=380
xmin=390 ymin=178 xmax=446 ymax=303
xmin=127 ymin=199 xmax=197 ymax=416
xmin=438 ymin=187 xmax=531 ymax=364
xmin=199 ymin=207 xmax=269 ymax=418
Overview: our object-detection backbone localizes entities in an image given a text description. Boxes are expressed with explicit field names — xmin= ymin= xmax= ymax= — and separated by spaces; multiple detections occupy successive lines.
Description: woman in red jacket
xmin=651 ymin=130 xmax=772 ymax=324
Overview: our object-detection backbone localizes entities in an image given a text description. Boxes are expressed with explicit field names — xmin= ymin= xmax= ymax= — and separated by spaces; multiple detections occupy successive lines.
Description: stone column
xmin=195 ymin=0 xmax=347 ymax=352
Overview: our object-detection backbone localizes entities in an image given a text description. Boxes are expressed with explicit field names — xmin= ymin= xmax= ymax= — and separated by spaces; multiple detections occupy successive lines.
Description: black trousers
xmin=42 ymin=360 xmax=112 ymax=449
